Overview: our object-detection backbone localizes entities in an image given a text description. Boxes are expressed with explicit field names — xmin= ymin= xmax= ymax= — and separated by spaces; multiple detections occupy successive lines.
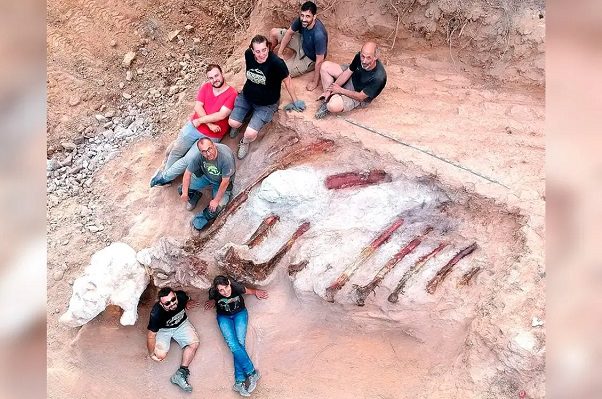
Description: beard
xmin=212 ymin=79 xmax=224 ymax=88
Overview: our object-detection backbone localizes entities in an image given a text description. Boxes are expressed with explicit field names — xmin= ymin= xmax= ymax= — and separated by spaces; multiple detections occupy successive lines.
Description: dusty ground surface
xmin=47 ymin=0 xmax=545 ymax=398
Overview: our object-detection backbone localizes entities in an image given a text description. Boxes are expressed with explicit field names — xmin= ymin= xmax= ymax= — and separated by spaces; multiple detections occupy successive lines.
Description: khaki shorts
xmin=275 ymin=28 xmax=315 ymax=77
xmin=155 ymin=319 xmax=200 ymax=354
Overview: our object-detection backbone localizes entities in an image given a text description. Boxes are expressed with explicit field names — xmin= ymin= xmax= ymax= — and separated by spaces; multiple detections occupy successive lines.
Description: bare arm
xmin=282 ymin=75 xmax=298 ymax=103
xmin=195 ymin=105 xmax=233 ymax=124
xmin=244 ymin=286 xmax=269 ymax=299
xmin=332 ymin=85 xmax=369 ymax=102
xmin=208 ymin=176 xmax=231 ymax=212
xmin=193 ymin=101 xmax=207 ymax=118
xmin=180 ymin=169 xmax=192 ymax=202
xmin=277 ymin=28 xmax=295 ymax=57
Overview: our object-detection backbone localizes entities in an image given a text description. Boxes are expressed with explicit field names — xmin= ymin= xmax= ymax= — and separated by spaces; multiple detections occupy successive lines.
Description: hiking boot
xmin=247 ymin=370 xmax=261 ymax=393
xmin=233 ymin=382 xmax=251 ymax=397
xmin=150 ymin=168 xmax=169 ymax=187
xmin=170 ymin=368 xmax=192 ymax=392
xmin=237 ymin=140 xmax=250 ymax=160
xmin=315 ymin=101 xmax=329 ymax=119
xmin=229 ymin=127 xmax=240 ymax=139
xmin=185 ymin=191 xmax=202 ymax=211
xmin=177 ymin=185 xmax=203 ymax=211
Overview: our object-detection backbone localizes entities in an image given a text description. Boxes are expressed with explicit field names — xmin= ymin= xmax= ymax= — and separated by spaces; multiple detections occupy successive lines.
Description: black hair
xmin=206 ymin=63 xmax=222 ymax=74
xmin=250 ymin=34 xmax=269 ymax=50
xmin=212 ymin=275 xmax=230 ymax=290
xmin=157 ymin=287 xmax=173 ymax=299
xmin=301 ymin=1 xmax=317 ymax=14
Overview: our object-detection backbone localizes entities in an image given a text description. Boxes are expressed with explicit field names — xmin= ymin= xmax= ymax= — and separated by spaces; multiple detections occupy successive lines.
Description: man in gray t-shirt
xmin=179 ymin=138 xmax=236 ymax=230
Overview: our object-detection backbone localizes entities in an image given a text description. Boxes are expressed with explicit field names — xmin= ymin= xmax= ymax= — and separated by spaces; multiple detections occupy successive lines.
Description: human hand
xmin=208 ymin=198 xmax=219 ymax=212
xmin=207 ymin=123 xmax=221 ymax=133
xmin=330 ymin=83 xmax=343 ymax=94
xmin=254 ymin=289 xmax=269 ymax=299
xmin=204 ymin=300 xmax=215 ymax=310
xmin=150 ymin=352 xmax=163 ymax=362
xmin=306 ymin=81 xmax=318 ymax=91
xmin=185 ymin=299 xmax=199 ymax=310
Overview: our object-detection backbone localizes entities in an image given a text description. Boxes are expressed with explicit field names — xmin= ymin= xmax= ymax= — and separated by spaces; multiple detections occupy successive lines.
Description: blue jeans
xmin=217 ymin=309 xmax=255 ymax=383
xmin=162 ymin=121 xmax=221 ymax=182
xmin=229 ymin=92 xmax=278 ymax=132
xmin=187 ymin=174 xmax=232 ymax=229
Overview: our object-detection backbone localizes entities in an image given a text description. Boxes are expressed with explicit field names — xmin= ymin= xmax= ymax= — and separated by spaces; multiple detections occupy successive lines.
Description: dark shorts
xmin=230 ymin=92 xmax=279 ymax=132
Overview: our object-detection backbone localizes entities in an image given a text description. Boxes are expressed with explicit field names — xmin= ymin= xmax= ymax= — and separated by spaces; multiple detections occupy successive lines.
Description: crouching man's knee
xmin=152 ymin=349 xmax=168 ymax=361
xmin=229 ymin=118 xmax=243 ymax=129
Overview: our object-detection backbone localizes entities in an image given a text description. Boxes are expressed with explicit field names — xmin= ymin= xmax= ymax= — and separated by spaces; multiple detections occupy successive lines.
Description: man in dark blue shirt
xmin=269 ymin=1 xmax=328 ymax=91
xmin=315 ymin=41 xmax=387 ymax=119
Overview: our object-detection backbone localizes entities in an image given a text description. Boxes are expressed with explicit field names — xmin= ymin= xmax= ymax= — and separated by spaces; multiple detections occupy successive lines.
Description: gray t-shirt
xmin=188 ymin=143 xmax=236 ymax=190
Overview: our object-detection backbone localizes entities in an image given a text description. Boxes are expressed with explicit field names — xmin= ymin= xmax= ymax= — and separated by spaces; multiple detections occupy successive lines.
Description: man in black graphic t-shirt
xmin=315 ymin=41 xmax=387 ymax=119
xmin=146 ymin=287 xmax=200 ymax=392
xmin=228 ymin=34 xmax=305 ymax=160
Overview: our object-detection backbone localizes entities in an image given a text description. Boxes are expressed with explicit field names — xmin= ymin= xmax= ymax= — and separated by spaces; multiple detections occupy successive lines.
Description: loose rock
xmin=167 ymin=30 xmax=181 ymax=42
xmin=123 ymin=51 xmax=137 ymax=67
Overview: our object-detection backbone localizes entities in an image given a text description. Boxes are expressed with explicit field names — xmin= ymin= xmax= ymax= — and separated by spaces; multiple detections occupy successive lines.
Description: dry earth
xmin=47 ymin=0 xmax=545 ymax=398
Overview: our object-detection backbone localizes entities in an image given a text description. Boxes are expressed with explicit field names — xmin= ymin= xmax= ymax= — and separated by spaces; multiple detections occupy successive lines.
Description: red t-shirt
xmin=191 ymin=83 xmax=238 ymax=139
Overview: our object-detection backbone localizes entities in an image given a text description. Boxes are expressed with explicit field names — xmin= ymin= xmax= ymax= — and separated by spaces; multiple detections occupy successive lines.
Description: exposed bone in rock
xmin=324 ymin=216 xmax=405 ymax=302
xmin=388 ymin=242 xmax=448 ymax=303
xmin=218 ymin=222 xmax=310 ymax=284
xmin=137 ymin=237 xmax=209 ymax=289
xmin=244 ymin=215 xmax=280 ymax=249
xmin=426 ymin=242 xmax=478 ymax=294
xmin=354 ymin=226 xmax=433 ymax=306
xmin=60 ymin=242 xmax=149 ymax=327
xmin=288 ymin=260 xmax=309 ymax=277
xmin=325 ymin=170 xmax=391 ymax=190
xmin=457 ymin=266 xmax=482 ymax=287
xmin=185 ymin=139 xmax=335 ymax=252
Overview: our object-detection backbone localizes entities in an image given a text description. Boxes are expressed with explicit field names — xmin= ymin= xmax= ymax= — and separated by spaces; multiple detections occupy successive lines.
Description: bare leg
xmin=319 ymin=61 xmax=344 ymax=93
xmin=181 ymin=342 xmax=199 ymax=367
xmin=326 ymin=94 xmax=345 ymax=114
xmin=229 ymin=118 xmax=243 ymax=129
xmin=268 ymin=28 xmax=281 ymax=50
xmin=242 ymin=126 xmax=259 ymax=143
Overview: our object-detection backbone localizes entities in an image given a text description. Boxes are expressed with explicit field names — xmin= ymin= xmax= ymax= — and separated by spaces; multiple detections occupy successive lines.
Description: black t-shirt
xmin=147 ymin=291 xmax=189 ymax=332
xmin=242 ymin=48 xmax=289 ymax=106
xmin=208 ymin=280 xmax=247 ymax=316
xmin=349 ymin=52 xmax=387 ymax=101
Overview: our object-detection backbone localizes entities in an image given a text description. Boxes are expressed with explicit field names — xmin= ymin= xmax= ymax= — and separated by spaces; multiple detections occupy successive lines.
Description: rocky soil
xmin=47 ymin=0 xmax=545 ymax=398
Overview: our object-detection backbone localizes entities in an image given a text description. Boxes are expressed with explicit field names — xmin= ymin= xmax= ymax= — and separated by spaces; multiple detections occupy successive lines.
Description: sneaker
xmin=150 ymin=168 xmax=169 ymax=187
xmin=315 ymin=101 xmax=329 ymax=119
xmin=237 ymin=140 xmax=250 ymax=160
xmin=247 ymin=370 xmax=261 ymax=393
xmin=185 ymin=191 xmax=202 ymax=211
xmin=233 ymin=382 xmax=251 ymax=397
xmin=229 ymin=127 xmax=240 ymax=139
xmin=170 ymin=368 xmax=192 ymax=392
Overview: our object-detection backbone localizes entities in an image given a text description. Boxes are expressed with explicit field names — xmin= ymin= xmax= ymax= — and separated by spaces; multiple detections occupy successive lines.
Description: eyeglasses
xmin=162 ymin=297 xmax=177 ymax=306
xmin=200 ymin=147 xmax=213 ymax=155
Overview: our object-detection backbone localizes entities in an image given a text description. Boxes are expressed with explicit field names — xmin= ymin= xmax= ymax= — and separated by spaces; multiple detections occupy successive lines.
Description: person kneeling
xmin=179 ymin=138 xmax=236 ymax=230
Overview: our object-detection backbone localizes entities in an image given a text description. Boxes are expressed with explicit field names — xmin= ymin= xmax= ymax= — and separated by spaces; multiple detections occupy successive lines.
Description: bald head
xmin=361 ymin=42 xmax=378 ymax=57
xmin=359 ymin=42 xmax=379 ymax=70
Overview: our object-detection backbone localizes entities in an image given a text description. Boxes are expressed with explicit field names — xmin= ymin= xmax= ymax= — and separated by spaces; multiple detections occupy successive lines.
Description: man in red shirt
xmin=150 ymin=64 xmax=238 ymax=186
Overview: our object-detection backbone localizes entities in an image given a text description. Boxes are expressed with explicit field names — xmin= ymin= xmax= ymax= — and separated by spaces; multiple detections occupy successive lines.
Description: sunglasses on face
xmin=162 ymin=297 xmax=177 ymax=306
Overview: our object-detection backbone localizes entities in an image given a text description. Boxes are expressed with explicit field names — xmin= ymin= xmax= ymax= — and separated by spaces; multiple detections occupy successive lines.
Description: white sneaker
xmin=237 ymin=140 xmax=250 ymax=160
xmin=233 ymin=382 xmax=251 ymax=397
xmin=247 ymin=370 xmax=261 ymax=393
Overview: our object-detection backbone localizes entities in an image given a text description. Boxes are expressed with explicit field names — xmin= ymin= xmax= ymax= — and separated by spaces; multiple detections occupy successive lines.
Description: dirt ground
xmin=47 ymin=0 xmax=545 ymax=398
